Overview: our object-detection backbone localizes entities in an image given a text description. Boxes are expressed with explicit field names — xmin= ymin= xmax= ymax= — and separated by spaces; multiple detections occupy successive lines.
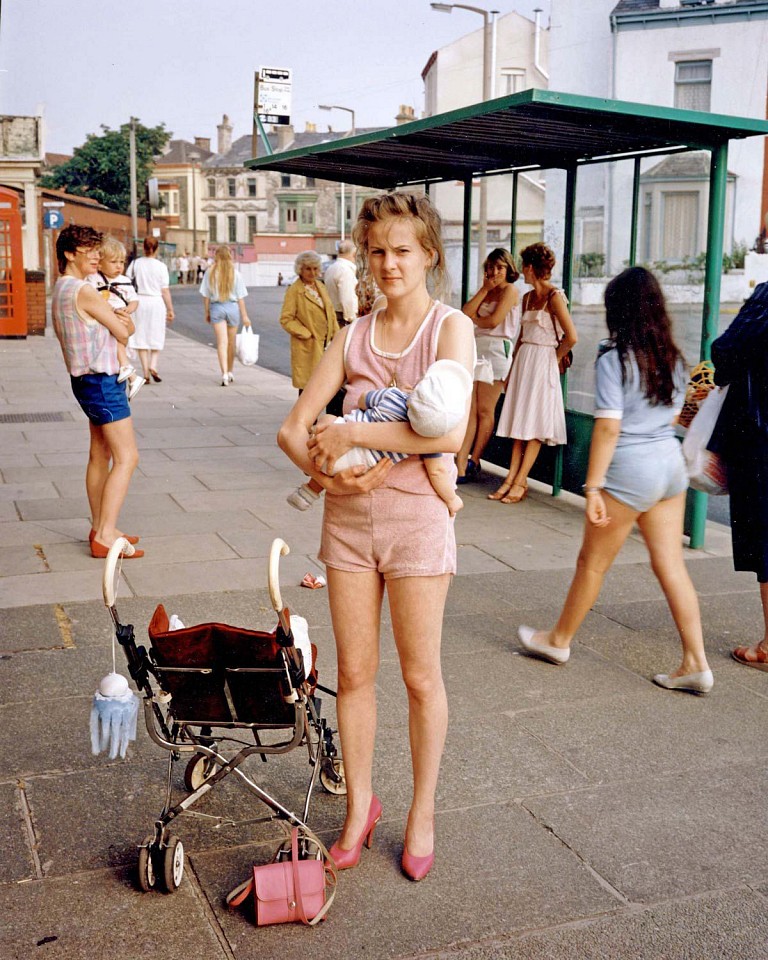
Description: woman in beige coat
xmin=280 ymin=250 xmax=339 ymax=391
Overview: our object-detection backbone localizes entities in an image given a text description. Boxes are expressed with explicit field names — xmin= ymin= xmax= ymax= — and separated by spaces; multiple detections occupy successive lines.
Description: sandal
xmin=732 ymin=643 xmax=768 ymax=672
xmin=90 ymin=539 xmax=144 ymax=559
xmin=301 ymin=573 xmax=326 ymax=590
xmin=149 ymin=369 xmax=162 ymax=383
xmin=488 ymin=477 xmax=514 ymax=501
xmin=89 ymin=528 xmax=139 ymax=546
xmin=501 ymin=484 xmax=528 ymax=504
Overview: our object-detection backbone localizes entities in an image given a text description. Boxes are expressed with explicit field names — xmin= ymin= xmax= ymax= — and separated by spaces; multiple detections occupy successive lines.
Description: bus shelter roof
xmin=246 ymin=88 xmax=768 ymax=188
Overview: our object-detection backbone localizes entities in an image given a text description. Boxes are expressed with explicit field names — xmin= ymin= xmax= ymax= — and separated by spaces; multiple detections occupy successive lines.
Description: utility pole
xmin=129 ymin=117 xmax=138 ymax=254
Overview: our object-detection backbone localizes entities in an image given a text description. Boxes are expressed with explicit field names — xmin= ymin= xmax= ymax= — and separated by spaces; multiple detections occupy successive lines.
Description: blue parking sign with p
xmin=43 ymin=210 xmax=64 ymax=229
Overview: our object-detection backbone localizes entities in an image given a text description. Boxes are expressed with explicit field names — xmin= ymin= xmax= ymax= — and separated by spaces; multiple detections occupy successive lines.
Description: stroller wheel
xmin=137 ymin=836 xmax=158 ymax=892
xmin=161 ymin=836 xmax=184 ymax=893
xmin=184 ymin=754 xmax=216 ymax=792
xmin=320 ymin=758 xmax=347 ymax=796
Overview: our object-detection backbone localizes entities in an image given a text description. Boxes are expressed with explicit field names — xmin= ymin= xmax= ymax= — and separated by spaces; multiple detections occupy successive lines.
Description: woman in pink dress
xmin=278 ymin=193 xmax=474 ymax=883
xmin=489 ymin=243 xmax=577 ymax=503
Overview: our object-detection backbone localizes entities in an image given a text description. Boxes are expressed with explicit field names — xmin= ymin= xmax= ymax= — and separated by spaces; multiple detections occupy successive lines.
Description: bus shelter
xmin=247 ymin=89 xmax=768 ymax=547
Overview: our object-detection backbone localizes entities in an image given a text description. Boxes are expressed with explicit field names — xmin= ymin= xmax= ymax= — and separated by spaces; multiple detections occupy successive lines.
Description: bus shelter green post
xmin=554 ymin=163 xmax=578 ymax=497
xmin=688 ymin=141 xmax=729 ymax=550
xmin=629 ymin=157 xmax=641 ymax=267
xmin=510 ymin=171 xmax=519 ymax=258
xmin=462 ymin=179 xmax=473 ymax=306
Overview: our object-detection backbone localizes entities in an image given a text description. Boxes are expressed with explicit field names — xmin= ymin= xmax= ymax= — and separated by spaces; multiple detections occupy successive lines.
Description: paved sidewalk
xmin=1 ymin=331 xmax=767 ymax=959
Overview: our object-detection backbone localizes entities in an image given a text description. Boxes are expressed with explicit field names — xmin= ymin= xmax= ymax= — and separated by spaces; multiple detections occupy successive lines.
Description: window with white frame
xmin=228 ymin=215 xmax=237 ymax=243
xmin=674 ymin=60 xmax=712 ymax=112
xmin=501 ymin=68 xmax=526 ymax=96
xmin=208 ymin=216 xmax=217 ymax=243
xmin=207 ymin=178 xmax=216 ymax=198
xmin=247 ymin=215 xmax=257 ymax=238
xmin=227 ymin=178 xmax=236 ymax=198
xmin=247 ymin=179 xmax=257 ymax=197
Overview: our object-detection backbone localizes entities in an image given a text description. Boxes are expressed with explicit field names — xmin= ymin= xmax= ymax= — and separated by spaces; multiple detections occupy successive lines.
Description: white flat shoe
xmin=653 ymin=669 xmax=713 ymax=695
xmin=517 ymin=625 xmax=570 ymax=665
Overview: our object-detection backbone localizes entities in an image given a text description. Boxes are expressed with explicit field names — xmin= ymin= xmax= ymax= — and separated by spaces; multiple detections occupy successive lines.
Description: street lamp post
xmin=319 ymin=104 xmax=356 ymax=242
xmin=187 ymin=148 xmax=201 ymax=258
xmin=430 ymin=3 xmax=498 ymax=276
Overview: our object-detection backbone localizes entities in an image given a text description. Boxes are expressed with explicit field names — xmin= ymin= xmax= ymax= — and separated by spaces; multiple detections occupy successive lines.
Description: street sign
xmin=43 ymin=209 xmax=64 ymax=229
xmin=257 ymin=66 xmax=292 ymax=126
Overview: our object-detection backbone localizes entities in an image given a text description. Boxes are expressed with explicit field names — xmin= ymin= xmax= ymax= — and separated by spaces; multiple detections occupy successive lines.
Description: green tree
xmin=42 ymin=120 xmax=171 ymax=214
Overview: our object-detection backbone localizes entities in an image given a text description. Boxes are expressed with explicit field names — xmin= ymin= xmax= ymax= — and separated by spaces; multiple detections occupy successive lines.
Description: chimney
xmin=396 ymin=105 xmax=415 ymax=125
xmin=217 ymin=114 xmax=233 ymax=155
xmin=194 ymin=137 xmax=211 ymax=152
xmin=276 ymin=124 xmax=294 ymax=151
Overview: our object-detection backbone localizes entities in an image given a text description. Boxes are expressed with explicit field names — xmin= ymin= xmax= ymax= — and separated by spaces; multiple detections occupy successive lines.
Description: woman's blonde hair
xmin=352 ymin=192 xmax=449 ymax=299
xmin=210 ymin=245 xmax=235 ymax=301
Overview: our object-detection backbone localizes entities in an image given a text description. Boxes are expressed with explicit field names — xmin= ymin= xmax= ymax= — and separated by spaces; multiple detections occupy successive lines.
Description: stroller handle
xmin=269 ymin=538 xmax=291 ymax=633
xmin=102 ymin=537 xmax=134 ymax=608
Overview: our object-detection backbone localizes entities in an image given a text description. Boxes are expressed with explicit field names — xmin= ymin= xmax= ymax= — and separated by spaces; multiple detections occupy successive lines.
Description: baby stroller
xmin=101 ymin=537 xmax=345 ymax=894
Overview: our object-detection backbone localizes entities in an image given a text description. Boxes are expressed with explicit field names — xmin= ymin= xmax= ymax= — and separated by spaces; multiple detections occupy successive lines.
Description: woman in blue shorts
xmin=200 ymin=245 xmax=251 ymax=386
xmin=52 ymin=225 xmax=142 ymax=559
xmin=516 ymin=267 xmax=712 ymax=695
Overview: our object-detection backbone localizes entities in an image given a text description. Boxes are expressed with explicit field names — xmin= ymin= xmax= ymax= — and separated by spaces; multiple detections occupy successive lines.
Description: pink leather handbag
xmin=227 ymin=827 xmax=336 ymax=926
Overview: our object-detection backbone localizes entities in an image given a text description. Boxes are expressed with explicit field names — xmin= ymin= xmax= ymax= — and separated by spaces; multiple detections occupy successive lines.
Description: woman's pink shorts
xmin=319 ymin=488 xmax=456 ymax=580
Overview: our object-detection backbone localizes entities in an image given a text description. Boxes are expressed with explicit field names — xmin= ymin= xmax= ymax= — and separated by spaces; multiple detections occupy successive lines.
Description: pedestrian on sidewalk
xmin=709 ymin=281 xmax=768 ymax=672
xmin=51 ymin=225 xmax=143 ymax=559
xmin=324 ymin=240 xmax=358 ymax=328
xmin=127 ymin=236 xmax=174 ymax=384
xmin=516 ymin=266 xmax=711 ymax=695
xmin=278 ymin=192 xmax=474 ymax=881
xmin=456 ymin=248 xmax=520 ymax=484
xmin=279 ymin=250 xmax=339 ymax=401
xmin=200 ymin=245 xmax=251 ymax=386
xmin=489 ymin=243 xmax=577 ymax=504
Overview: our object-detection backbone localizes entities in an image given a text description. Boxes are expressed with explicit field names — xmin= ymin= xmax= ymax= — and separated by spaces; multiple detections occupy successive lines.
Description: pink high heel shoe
xmin=329 ymin=795 xmax=382 ymax=870
xmin=401 ymin=845 xmax=435 ymax=882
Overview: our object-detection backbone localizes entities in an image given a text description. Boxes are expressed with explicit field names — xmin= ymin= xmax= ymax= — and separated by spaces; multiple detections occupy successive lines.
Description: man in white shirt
xmin=323 ymin=240 xmax=358 ymax=327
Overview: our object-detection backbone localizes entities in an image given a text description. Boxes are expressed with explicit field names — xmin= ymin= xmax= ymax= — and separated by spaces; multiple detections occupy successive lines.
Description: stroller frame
xmin=102 ymin=537 xmax=344 ymax=893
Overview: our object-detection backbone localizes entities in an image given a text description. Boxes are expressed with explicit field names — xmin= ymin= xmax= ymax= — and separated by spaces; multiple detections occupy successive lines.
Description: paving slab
xmin=0 ymin=783 xmax=33 ymax=882
xmin=524 ymin=759 xmax=768 ymax=903
xmin=195 ymin=802 xmax=619 ymax=960
xmin=0 ymin=866 xmax=227 ymax=960
xmin=435 ymin=887 xmax=768 ymax=960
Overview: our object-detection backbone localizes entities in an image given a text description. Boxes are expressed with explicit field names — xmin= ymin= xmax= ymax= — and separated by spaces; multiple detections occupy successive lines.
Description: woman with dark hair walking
xmin=515 ymin=266 xmax=712 ymax=695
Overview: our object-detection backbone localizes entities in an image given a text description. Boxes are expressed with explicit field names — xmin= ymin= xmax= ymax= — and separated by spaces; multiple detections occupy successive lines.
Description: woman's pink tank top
xmin=343 ymin=300 xmax=460 ymax=494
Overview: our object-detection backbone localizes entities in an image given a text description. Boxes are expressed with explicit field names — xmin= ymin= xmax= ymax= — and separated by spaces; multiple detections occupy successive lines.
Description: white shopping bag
xmin=682 ymin=384 xmax=729 ymax=495
xmin=236 ymin=326 xmax=260 ymax=366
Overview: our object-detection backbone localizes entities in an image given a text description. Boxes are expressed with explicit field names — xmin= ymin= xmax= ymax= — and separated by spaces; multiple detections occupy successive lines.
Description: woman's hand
xmin=205 ymin=314 xmax=211 ymax=325
xmin=243 ymin=317 xmax=252 ymax=327
xmin=166 ymin=308 xmax=175 ymax=324
xmin=322 ymin=458 xmax=392 ymax=495
xmin=307 ymin=420 xmax=354 ymax=475
xmin=586 ymin=491 xmax=610 ymax=527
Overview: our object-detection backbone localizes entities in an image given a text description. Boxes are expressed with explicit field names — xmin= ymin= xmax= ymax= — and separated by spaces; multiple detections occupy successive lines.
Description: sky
xmin=0 ymin=0 xmax=551 ymax=155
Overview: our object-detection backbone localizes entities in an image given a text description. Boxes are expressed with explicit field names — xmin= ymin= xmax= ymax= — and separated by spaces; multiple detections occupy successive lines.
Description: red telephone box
xmin=0 ymin=187 xmax=29 ymax=337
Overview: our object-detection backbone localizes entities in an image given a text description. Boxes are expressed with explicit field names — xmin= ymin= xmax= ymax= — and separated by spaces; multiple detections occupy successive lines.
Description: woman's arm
xmin=462 ymin=281 xmax=493 ymax=321
xmin=474 ymin=284 xmax=519 ymax=331
xmin=162 ymin=287 xmax=174 ymax=323
xmin=550 ymin=290 xmax=577 ymax=362
xmin=203 ymin=296 xmax=211 ymax=324
xmin=238 ymin=298 xmax=251 ymax=326
xmin=76 ymin=285 xmax=135 ymax=343
xmin=308 ymin=310 xmax=475 ymax=468
xmin=277 ymin=330 xmax=393 ymax=493
xmin=583 ymin=418 xmax=621 ymax=526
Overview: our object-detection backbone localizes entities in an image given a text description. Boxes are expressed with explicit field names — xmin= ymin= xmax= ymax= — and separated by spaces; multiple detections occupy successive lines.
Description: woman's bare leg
xmin=86 ymin=422 xmax=111 ymax=531
xmin=326 ymin=568 xmax=385 ymax=849
xmin=227 ymin=325 xmax=237 ymax=375
xmin=501 ymin=438 xmax=543 ymax=502
xmin=636 ymin=492 xmax=709 ymax=675
xmin=137 ymin=348 xmax=151 ymax=381
xmin=489 ymin=438 xmax=524 ymax=499
xmin=92 ymin=418 xmax=140 ymax=547
xmin=532 ymin=492 xmax=639 ymax=651
xmin=149 ymin=350 xmax=160 ymax=374
xmin=213 ymin=321 xmax=229 ymax=376
xmin=456 ymin=385 xmax=479 ymax=476
xmin=470 ymin=380 xmax=504 ymax=463
xmin=387 ymin=573 xmax=451 ymax=858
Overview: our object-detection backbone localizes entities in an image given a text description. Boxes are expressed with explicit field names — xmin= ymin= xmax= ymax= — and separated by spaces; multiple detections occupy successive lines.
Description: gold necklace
xmin=379 ymin=300 xmax=434 ymax=388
